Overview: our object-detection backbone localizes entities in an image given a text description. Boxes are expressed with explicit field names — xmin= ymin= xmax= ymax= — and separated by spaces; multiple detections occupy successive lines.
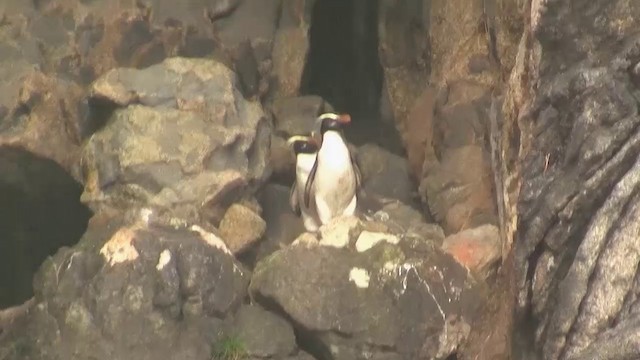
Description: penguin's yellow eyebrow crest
xmin=316 ymin=112 xmax=351 ymax=124
xmin=286 ymin=135 xmax=313 ymax=147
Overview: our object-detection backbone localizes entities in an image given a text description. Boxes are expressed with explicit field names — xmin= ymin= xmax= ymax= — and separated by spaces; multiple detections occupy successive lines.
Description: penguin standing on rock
xmin=287 ymin=135 xmax=322 ymax=232
xmin=303 ymin=113 xmax=361 ymax=226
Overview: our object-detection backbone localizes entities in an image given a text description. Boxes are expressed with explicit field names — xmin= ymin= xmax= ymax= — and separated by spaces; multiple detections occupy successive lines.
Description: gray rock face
xmin=507 ymin=0 xmax=640 ymax=359
xmin=0 ymin=210 xmax=248 ymax=360
xmin=81 ymin=57 xmax=271 ymax=222
xmin=250 ymin=237 xmax=480 ymax=360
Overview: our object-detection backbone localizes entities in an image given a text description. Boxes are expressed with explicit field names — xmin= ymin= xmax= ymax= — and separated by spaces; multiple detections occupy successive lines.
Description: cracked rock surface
xmin=249 ymin=223 xmax=481 ymax=360
xmin=509 ymin=0 xmax=640 ymax=359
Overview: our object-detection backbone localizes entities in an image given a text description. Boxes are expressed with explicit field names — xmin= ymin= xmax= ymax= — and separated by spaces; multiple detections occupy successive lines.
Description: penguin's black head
xmin=316 ymin=113 xmax=351 ymax=135
xmin=286 ymin=136 xmax=319 ymax=155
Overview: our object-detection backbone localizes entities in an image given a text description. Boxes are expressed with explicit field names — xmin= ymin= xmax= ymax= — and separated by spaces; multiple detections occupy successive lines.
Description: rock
xmin=442 ymin=224 xmax=501 ymax=279
xmin=0 ymin=210 xmax=249 ymax=359
xmin=420 ymin=145 xmax=496 ymax=234
xmin=214 ymin=0 xmax=282 ymax=99
xmin=356 ymin=143 xmax=418 ymax=206
xmin=0 ymin=71 xmax=89 ymax=178
xmin=218 ymin=204 xmax=267 ymax=254
xmin=230 ymin=304 xmax=297 ymax=358
xmin=403 ymin=86 xmax=436 ymax=179
xmin=370 ymin=200 xmax=444 ymax=246
xmin=318 ymin=216 xmax=362 ymax=248
xmin=254 ymin=184 xmax=306 ymax=262
xmin=271 ymin=22 xmax=310 ymax=99
xmin=272 ymin=95 xmax=334 ymax=137
xmin=377 ymin=0 xmax=429 ymax=168
xmin=269 ymin=134 xmax=297 ymax=182
xmin=250 ymin=241 xmax=481 ymax=359
xmin=291 ymin=232 xmax=319 ymax=247
xmin=80 ymin=57 xmax=271 ymax=222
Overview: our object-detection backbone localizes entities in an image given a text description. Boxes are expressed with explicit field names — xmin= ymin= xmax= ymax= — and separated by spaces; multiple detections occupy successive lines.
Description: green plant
xmin=212 ymin=335 xmax=247 ymax=360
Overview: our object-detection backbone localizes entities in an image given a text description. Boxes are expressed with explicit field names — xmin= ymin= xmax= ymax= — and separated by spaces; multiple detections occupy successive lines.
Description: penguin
xmin=303 ymin=113 xmax=362 ymax=225
xmin=287 ymin=135 xmax=322 ymax=232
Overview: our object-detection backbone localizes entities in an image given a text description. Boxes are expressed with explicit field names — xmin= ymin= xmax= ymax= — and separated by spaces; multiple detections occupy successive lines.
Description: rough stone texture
xmin=81 ymin=57 xmax=271 ymax=223
xmin=272 ymin=95 xmax=334 ymax=137
xmin=230 ymin=304 xmax=297 ymax=358
xmin=218 ymin=204 xmax=267 ymax=255
xmin=442 ymin=224 xmax=501 ymax=280
xmin=0 ymin=209 xmax=249 ymax=359
xmin=499 ymin=0 xmax=640 ymax=359
xmin=269 ymin=0 xmax=315 ymax=100
xmin=370 ymin=201 xmax=438 ymax=236
xmin=356 ymin=143 xmax=418 ymax=207
xmin=377 ymin=0 xmax=430 ymax=163
xmin=421 ymin=144 xmax=497 ymax=234
xmin=250 ymin=239 xmax=481 ymax=360
xmin=318 ymin=216 xmax=363 ymax=248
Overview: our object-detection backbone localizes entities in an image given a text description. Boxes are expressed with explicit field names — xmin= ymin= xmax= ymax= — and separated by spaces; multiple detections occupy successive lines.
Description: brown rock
xmin=442 ymin=224 xmax=501 ymax=279
xmin=404 ymin=86 xmax=436 ymax=179
xmin=271 ymin=26 xmax=310 ymax=99
xmin=219 ymin=204 xmax=267 ymax=254
xmin=0 ymin=72 xmax=86 ymax=178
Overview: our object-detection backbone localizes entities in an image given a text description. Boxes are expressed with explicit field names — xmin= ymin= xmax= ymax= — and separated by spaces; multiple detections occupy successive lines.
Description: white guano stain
xmin=156 ymin=249 xmax=172 ymax=270
xmin=349 ymin=267 xmax=370 ymax=288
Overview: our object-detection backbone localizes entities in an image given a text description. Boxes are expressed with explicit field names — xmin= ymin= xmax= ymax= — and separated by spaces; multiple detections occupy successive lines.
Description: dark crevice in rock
xmin=0 ymin=146 xmax=92 ymax=309
xmin=85 ymin=96 xmax=119 ymax=138
xmin=300 ymin=0 xmax=404 ymax=154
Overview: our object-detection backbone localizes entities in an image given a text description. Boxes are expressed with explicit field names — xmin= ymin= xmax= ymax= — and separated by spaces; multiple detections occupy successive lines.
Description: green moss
xmin=212 ymin=335 xmax=247 ymax=360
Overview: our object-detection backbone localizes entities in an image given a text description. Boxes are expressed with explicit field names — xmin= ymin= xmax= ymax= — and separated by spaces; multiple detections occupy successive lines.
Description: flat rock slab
xmin=250 ymin=241 xmax=481 ymax=359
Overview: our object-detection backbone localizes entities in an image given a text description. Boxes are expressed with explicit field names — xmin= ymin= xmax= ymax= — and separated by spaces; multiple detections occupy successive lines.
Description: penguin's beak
xmin=309 ymin=132 xmax=321 ymax=146
xmin=336 ymin=114 xmax=351 ymax=124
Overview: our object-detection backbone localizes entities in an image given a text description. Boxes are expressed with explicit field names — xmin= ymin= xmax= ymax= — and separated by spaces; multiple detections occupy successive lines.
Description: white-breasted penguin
xmin=287 ymin=135 xmax=322 ymax=232
xmin=303 ymin=113 xmax=362 ymax=225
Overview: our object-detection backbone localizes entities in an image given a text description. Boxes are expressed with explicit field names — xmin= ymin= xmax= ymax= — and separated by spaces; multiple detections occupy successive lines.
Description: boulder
xmin=250 ymin=220 xmax=481 ymax=360
xmin=356 ymin=143 xmax=418 ymax=206
xmin=80 ymin=57 xmax=271 ymax=223
xmin=442 ymin=224 xmax=501 ymax=280
xmin=0 ymin=209 xmax=249 ymax=359
xmin=218 ymin=204 xmax=267 ymax=254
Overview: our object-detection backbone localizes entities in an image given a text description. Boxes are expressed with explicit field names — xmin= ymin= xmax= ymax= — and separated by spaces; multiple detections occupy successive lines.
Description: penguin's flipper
xmin=289 ymin=182 xmax=301 ymax=216
xmin=304 ymin=158 xmax=319 ymax=209
xmin=350 ymin=150 xmax=363 ymax=194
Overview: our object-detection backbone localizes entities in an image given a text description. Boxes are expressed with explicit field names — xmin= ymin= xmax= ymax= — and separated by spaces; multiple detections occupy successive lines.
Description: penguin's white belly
xmin=314 ymin=138 xmax=357 ymax=224
xmin=295 ymin=153 xmax=321 ymax=231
